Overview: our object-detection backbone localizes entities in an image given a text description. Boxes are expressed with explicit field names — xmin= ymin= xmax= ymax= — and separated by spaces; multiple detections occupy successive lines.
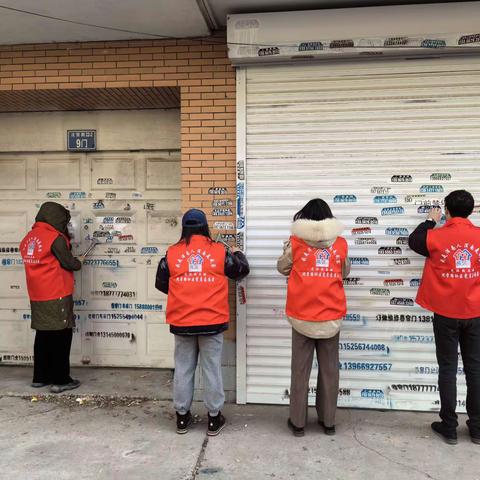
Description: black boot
xmin=467 ymin=420 xmax=480 ymax=445
xmin=431 ymin=421 xmax=457 ymax=445
xmin=319 ymin=420 xmax=336 ymax=436
xmin=288 ymin=418 xmax=304 ymax=437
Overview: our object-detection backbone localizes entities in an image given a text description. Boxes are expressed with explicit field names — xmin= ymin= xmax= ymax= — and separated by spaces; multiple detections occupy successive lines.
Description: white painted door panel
xmin=0 ymin=150 xmax=180 ymax=368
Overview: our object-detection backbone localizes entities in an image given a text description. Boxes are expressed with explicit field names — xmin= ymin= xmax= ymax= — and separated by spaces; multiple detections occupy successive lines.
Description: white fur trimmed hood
xmin=291 ymin=218 xmax=344 ymax=247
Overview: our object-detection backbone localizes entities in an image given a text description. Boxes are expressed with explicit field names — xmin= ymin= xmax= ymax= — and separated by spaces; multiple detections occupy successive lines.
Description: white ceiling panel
xmin=0 ymin=0 xmax=210 ymax=45
xmin=0 ymin=0 xmax=467 ymax=45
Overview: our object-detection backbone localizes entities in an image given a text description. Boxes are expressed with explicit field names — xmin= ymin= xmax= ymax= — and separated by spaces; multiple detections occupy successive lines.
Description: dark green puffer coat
xmin=28 ymin=202 xmax=82 ymax=331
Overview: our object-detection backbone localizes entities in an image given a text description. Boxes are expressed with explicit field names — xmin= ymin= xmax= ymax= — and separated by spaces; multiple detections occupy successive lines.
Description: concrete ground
xmin=1 ymin=366 xmax=479 ymax=480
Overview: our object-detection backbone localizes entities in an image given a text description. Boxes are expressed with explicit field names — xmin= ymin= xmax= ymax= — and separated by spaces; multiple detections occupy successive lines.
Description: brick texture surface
xmin=0 ymin=37 xmax=236 ymax=223
xmin=1 ymin=37 xmax=238 ymax=339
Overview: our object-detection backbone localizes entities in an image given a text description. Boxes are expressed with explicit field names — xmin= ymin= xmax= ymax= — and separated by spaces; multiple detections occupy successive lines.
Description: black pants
xmin=33 ymin=328 xmax=73 ymax=385
xmin=433 ymin=314 xmax=480 ymax=433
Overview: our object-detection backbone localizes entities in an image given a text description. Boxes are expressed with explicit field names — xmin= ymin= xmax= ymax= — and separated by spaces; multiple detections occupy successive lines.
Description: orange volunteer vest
xmin=416 ymin=217 xmax=480 ymax=319
xmin=20 ymin=222 xmax=75 ymax=302
xmin=286 ymin=235 xmax=348 ymax=321
xmin=166 ymin=235 xmax=228 ymax=328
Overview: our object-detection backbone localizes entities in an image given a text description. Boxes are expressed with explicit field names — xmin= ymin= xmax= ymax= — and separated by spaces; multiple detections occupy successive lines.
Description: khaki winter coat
xmin=277 ymin=217 xmax=351 ymax=339
xmin=277 ymin=218 xmax=351 ymax=278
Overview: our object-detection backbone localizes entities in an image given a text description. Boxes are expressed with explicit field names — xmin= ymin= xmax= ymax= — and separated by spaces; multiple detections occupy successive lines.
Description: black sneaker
xmin=467 ymin=420 xmax=480 ymax=445
xmin=31 ymin=382 xmax=50 ymax=388
xmin=176 ymin=411 xmax=193 ymax=434
xmin=288 ymin=418 xmax=305 ymax=437
xmin=207 ymin=412 xmax=226 ymax=436
xmin=50 ymin=379 xmax=81 ymax=394
xmin=319 ymin=420 xmax=336 ymax=436
xmin=431 ymin=421 xmax=457 ymax=445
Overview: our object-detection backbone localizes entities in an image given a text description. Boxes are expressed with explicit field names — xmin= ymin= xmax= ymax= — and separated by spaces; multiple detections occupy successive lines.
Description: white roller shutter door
xmin=238 ymin=56 xmax=480 ymax=411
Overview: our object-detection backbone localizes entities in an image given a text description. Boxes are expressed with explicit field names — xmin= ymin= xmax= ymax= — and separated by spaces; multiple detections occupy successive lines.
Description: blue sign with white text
xmin=67 ymin=130 xmax=96 ymax=151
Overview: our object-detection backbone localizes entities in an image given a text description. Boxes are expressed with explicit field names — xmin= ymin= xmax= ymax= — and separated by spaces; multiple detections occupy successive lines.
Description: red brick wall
xmin=0 ymin=37 xmax=236 ymax=220
xmin=0 ymin=37 xmax=238 ymax=338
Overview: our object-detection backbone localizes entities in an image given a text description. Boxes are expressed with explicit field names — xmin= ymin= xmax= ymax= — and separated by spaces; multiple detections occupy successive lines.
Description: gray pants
xmin=173 ymin=333 xmax=225 ymax=416
xmin=289 ymin=328 xmax=340 ymax=429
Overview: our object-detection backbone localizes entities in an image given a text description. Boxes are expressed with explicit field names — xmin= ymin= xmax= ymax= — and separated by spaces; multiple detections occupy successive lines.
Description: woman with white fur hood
xmin=277 ymin=198 xmax=350 ymax=437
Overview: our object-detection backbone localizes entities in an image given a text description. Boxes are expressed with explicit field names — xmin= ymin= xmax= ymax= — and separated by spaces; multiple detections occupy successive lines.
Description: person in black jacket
xmin=156 ymin=209 xmax=249 ymax=436
xmin=408 ymin=191 xmax=480 ymax=445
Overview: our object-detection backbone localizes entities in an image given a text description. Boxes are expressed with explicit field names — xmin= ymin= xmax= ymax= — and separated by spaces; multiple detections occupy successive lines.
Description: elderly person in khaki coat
xmin=278 ymin=198 xmax=350 ymax=437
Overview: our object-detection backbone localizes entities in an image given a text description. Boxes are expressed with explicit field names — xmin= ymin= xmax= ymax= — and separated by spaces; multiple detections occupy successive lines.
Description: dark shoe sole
xmin=432 ymin=428 xmax=457 ymax=445
xmin=207 ymin=422 xmax=226 ymax=437
xmin=177 ymin=420 xmax=193 ymax=435
xmin=288 ymin=419 xmax=305 ymax=437
xmin=176 ymin=417 xmax=193 ymax=435
xmin=31 ymin=383 xmax=50 ymax=388
xmin=318 ymin=420 xmax=335 ymax=436
xmin=50 ymin=381 xmax=81 ymax=394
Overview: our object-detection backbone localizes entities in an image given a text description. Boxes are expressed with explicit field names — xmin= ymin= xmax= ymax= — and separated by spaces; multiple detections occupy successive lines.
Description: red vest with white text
xmin=416 ymin=217 xmax=480 ymax=319
xmin=166 ymin=235 xmax=228 ymax=327
xmin=20 ymin=222 xmax=75 ymax=302
xmin=286 ymin=235 xmax=348 ymax=321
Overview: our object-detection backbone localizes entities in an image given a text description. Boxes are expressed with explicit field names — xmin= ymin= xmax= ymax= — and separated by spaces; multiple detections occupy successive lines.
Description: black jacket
xmin=156 ymin=246 xmax=250 ymax=335
xmin=408 ymin=219 xmax=437 ymax=257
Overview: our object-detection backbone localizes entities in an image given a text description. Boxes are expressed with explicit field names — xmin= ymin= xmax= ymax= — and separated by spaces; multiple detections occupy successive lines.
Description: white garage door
xmin=238 ymin=56 xmax=480 ymax=411
xmin=0 ymin=111 xmax=181 ymax=368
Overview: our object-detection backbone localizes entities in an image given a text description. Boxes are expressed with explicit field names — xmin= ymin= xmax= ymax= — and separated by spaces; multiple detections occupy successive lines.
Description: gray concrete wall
xmin=0 ymin=109 xmax=180 ymax=152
